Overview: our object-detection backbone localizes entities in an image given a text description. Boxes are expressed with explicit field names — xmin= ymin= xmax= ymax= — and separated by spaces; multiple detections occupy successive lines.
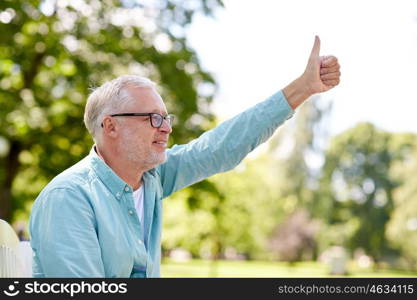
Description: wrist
xmin=282 ymin=76 xmax=313 ymax=109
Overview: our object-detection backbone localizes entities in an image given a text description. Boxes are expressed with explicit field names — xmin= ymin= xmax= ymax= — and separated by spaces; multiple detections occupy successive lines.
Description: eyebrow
xmin=149 ymin=109 xmax=168 ymax=115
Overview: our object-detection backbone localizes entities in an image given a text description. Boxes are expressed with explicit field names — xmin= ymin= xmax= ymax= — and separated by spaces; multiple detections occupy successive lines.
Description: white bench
xmin=0 ymin=219 xmax=32 ymax=277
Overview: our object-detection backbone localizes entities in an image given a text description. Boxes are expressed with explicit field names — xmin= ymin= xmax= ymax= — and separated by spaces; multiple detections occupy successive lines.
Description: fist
xmin=303 ymin=36 xmax=341 ymax=94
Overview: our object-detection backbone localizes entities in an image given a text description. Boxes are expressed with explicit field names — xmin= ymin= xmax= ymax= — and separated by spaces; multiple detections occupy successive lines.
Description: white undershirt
xmin=132 ymin=185 xmax=145 ymax=241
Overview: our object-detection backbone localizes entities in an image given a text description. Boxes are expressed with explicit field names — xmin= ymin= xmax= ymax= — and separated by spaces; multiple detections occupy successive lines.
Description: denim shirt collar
xmin=88 ymin=146 xmax=131 ymax=200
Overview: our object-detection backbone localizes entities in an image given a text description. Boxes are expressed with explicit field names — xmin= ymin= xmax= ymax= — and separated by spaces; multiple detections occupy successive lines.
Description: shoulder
xmin=35 ymin=156 xmax=97 ymax=203
xmin=53 ymin=156 xmax=96 ymax=186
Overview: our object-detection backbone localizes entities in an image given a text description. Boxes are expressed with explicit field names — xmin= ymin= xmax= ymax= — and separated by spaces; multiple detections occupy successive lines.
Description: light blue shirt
xmin=29 ymin=90 xmax=294 ymax=277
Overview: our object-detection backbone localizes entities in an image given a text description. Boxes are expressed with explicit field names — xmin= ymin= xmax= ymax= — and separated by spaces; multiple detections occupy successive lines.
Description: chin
xmin=146 ymin=151 xmax=167 ymax=169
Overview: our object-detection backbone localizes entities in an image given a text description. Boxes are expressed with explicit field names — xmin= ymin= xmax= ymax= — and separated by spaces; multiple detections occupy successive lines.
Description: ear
xmin=101 ymin=116 xmax=118 ymax=138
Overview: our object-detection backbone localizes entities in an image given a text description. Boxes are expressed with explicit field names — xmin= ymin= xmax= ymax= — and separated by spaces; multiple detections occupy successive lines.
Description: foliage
xmin=386 ymin=140 xmax=417 ymax=269
xmin=317 ymin=122 xmax=416 ymax=261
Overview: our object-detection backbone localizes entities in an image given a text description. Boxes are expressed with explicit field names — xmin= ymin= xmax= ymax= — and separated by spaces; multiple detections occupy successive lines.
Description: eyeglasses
xmin=101 ymin=113 xmax=174 ymax=129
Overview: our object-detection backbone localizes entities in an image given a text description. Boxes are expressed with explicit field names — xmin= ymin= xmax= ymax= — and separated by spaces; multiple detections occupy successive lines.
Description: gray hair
xmin=84 ymin=75 xmax=156 ymax=143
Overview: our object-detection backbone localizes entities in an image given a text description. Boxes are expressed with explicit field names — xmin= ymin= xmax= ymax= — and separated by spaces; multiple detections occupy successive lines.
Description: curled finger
xmin=320 ymin=65 xmax=340 ymax=75
xmin=323 ymin=79 xmax=340 ymax=86
xmin=320 ymin=71 xmax=341 ymax=80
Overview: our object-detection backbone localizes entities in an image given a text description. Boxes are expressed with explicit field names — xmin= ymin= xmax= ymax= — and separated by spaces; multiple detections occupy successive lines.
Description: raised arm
xmin=158 ymin=36 xmax=340 ymax=198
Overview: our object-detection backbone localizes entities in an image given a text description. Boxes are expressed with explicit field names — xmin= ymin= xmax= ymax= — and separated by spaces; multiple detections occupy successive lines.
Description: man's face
xmin=116 ymin=86 xmax=172 ymax=170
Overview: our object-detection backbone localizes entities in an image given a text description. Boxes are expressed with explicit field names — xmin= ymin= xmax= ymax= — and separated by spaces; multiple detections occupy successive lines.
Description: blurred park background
xmin=1 ymin=0 xmax=417 ymax=277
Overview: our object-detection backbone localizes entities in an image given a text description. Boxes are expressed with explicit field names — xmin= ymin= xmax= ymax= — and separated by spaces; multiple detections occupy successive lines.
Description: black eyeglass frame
xmin=101 ymin=113 xmax=174 ymax=128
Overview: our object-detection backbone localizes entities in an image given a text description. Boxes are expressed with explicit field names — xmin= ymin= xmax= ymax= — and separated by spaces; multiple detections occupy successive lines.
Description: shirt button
xmin=125 ymin=187 xmax=130 ymax=192
xmin=116 ymin=193 xmax=121 ymax=198
xmin=128 ymin=209 xmax=134 ymax=215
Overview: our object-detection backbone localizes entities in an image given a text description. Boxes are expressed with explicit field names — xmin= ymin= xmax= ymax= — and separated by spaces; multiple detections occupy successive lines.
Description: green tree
xmin=317 ymin=123 xmax=414 ymax=261
xmin=386 ymin=135 xmax=417 ymax=269
xmin=0 ymin=0 xmax=223 ymax=223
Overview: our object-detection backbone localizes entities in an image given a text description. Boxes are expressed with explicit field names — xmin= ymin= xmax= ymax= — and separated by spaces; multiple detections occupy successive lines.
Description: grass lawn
xmin=161 ymin=259 xmax=417 ymax=278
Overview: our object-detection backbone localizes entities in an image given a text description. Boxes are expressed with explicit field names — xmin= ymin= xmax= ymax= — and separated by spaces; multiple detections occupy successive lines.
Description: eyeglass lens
xmin=151 ymin=114 xmax=173 ymax=128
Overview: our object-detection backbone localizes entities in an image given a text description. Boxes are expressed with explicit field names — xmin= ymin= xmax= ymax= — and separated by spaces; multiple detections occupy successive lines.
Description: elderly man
xmin=29 ymin=36 xmax=340 ymax=277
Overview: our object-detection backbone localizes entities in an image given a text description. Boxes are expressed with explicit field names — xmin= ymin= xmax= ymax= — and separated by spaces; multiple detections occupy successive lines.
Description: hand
xmin=283 ymin=36 xmax=341 ymax=109
xmin=303 ymin=36 xmax=341 ymax=94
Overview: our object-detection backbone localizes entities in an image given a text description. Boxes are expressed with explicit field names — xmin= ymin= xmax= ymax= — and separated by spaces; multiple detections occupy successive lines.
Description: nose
xmin=159 ymin=118 xmax=172 ymax=134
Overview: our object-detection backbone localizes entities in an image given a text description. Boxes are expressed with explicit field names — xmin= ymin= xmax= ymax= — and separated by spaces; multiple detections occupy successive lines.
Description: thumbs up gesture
xmin=283 ymin=36 xmax=341 ymax=109
xmin=305 ymin=36 xmax=340 ymax=93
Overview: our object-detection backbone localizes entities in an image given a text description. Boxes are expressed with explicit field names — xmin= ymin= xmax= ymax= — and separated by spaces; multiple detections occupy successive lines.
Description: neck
xmin=95 ymin=145 xmax=143 ymax=190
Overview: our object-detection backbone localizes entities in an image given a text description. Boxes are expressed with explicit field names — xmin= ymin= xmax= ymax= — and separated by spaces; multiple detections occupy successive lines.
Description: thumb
xmin=308 ymin=35 xmax=321 ymax=61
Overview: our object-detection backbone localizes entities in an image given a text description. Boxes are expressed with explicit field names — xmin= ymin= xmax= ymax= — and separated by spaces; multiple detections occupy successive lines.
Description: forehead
xmin=124 ymin=86 xmax=167 ymax=114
